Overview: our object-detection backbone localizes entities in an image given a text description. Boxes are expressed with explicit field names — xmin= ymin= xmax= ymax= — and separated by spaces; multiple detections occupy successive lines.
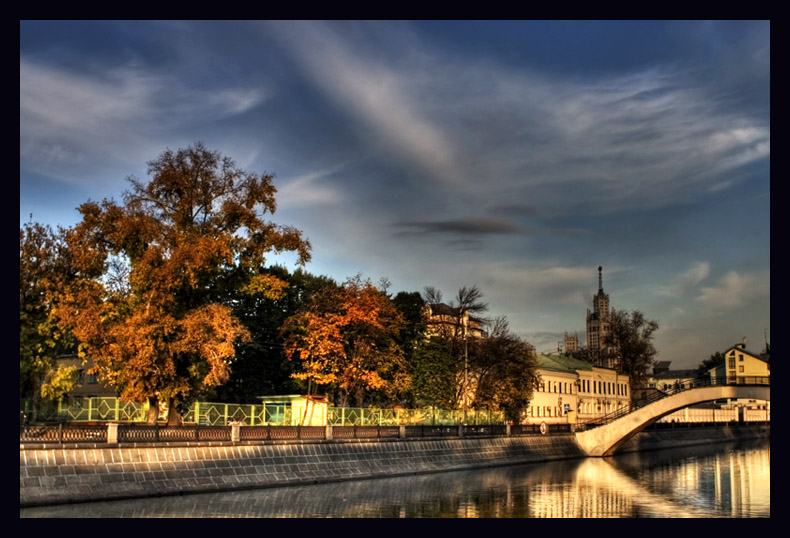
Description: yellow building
xmin=709 ymin=342 xmax=770 ymax=384
xmin=526 ymin=353 xmax=629 ymax=425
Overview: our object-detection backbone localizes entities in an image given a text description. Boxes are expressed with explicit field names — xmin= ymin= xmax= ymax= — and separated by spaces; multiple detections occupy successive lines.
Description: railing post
xmin=399 ymin=425 xmax=406 ymax=439
xmin=58 ymin=422 xmax=63 ymax=444
xmin=231 ymin=422 xmax=240 ymax=442
xmin=107 ymin=423 xmax=118 ymax=444
xmin=325 ymin=423 xmax=333 ymax=440
xmin=458 ymin=424 xmax=464 ymax=437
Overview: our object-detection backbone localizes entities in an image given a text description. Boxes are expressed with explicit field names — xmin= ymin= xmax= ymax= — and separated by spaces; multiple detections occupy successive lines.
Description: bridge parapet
xmin=578 ymin=376 xmax=769 ymax=432
xmin=574 ymin=383 xmax=769 ymax=457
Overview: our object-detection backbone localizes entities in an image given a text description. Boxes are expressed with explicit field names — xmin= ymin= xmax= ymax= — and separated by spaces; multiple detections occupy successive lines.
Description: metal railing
xmin=577 ymin=376 xmax=770 ymax=431
xmin=20 ymin=421 xmax=567 ymax=445
xmin=20 ymin=398 xmax=505 ymax=427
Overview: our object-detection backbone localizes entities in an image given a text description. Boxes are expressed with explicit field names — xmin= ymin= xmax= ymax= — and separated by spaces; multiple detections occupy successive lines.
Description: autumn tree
xmin=20 ymin=222 xmax=79 ymax=416
xmin=604 ymin=309 xmax=659 ymax=391
xmin=53 ymin=143 xmax=311 ymax=423
xmin=281 ymin=276 xmax=409 ymax=407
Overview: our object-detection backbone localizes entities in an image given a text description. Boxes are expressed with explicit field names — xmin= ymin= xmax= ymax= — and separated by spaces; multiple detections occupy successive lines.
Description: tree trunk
xmin=147 ymin=395 xmax=159 ymax=424
xmin=166 ymin=398 xmax=182 ymax=425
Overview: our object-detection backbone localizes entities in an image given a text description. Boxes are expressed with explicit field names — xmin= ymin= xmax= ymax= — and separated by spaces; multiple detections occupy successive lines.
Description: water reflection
xmin=21 ymin=439 xmax=769 ymax=518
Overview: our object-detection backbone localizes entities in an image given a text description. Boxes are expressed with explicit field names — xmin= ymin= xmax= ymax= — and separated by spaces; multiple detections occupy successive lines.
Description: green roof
xmin=535 ymin=353 xmax=594 ymax=374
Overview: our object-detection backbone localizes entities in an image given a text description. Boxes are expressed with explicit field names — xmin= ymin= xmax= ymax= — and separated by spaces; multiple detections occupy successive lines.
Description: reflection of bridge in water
xmin=574 ymin=378 xmax=770 ymax=457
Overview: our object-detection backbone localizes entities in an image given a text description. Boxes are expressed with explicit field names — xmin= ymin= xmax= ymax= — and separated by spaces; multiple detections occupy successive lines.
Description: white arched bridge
xmin=574 ymin=378 xmax=770 ymax=457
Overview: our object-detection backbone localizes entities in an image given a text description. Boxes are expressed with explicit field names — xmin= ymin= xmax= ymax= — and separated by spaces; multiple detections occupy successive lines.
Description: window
xmin=739 ymin=366 xmax=744 ymax=373
xmin=729 ymin=357 xmax=736 ymax=369
xmin=76 ymin=369 xmax=84 ymax=384
xmin=87 ymin=373 xmax=98 ymax=384
xmin=739 ymin=354 xmax=744 ymax=361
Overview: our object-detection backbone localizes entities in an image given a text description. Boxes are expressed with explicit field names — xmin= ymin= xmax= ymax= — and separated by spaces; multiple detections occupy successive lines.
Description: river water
xmin=21 ymin=439 xmax=769 ymax=518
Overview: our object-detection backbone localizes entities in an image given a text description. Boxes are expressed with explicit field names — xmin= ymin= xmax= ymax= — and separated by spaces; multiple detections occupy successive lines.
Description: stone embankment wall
xmin=20 ymin=435 xmax=584 ymax=507
xmin=20 ymin=424 xmax=769 ymax=507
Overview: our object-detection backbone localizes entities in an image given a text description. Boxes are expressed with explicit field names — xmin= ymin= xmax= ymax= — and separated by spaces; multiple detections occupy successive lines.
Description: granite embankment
xmin=20 ymin=424 xmax=768 ymax=507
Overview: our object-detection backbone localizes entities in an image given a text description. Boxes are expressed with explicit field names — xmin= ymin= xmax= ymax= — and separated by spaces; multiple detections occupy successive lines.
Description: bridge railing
xmin=577 ymin=376 xmax=770 ymax=431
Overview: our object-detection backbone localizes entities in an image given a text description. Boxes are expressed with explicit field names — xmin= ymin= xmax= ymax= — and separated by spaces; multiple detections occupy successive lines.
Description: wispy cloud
xmin=396 ymin=217 xmax=523 ymax=237
xmin=659 ymin=262 xmax=711 ymax=298
xmin=696 ymin=270 xmax=770 ymax=312
xmin=20 ymin=58 xmax=267 ymax=184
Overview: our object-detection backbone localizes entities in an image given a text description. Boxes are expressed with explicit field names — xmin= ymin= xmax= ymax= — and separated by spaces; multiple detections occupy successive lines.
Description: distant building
xmin=564 ymin=332 xmax=579 ymax=353
xmin=55 ymin=354 xmax=116 ymax=406
xmin=423 ymin=303 xmax=487 ymax=340
xmin=646 ymin=362 xmax=697 ymax=392
xmin=586 ymin=266 xmax=614 ymax=367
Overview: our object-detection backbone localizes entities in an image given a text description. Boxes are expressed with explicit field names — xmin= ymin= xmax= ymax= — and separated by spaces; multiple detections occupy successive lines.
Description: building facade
xmin=526 ymin=353 xmax=630 ymax=425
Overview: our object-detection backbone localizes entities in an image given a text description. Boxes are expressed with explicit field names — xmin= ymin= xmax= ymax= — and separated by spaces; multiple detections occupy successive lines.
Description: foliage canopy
xmin=52 ymin=143 xmax=311 ymax=421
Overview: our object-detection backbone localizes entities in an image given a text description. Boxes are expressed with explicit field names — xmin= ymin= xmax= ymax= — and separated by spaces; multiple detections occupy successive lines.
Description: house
xmin=708 ymin=341 xmax=770 ymax=384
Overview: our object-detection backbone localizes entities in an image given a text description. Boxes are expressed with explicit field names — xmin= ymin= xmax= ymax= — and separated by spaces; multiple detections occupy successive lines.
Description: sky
xmin=20 ymin=20 xmax=770 ymax=369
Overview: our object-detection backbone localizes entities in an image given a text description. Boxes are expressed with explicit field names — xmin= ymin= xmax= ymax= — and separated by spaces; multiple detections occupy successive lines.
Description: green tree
xmin=20 ymin=222 xmax=79 ymax=416
xmin=409 ymin=337 xmax=456 ymax=409
xmin=53 ymin=143 xmax=311 ymax=423
xmin=604 ymin=309 xmax=659 ymax=391
xmin=469 ymin=317 xmax=540 ymax=422
xmin=696 ymin=351 xmax=725 ymax=377
xmin=214 ymin=267 xmax=337 ymax=403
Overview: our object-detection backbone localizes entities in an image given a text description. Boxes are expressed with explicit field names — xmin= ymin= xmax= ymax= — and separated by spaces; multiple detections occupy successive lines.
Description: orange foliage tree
xmin=53 ymin=143 xmax=311 ymax=423
xmin=282 ymin=276 xmax=410 ymax=407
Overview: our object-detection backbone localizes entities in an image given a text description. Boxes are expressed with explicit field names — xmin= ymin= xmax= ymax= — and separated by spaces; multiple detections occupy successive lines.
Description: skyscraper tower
xmin=586 ymin=266 xmax=612 ymax=366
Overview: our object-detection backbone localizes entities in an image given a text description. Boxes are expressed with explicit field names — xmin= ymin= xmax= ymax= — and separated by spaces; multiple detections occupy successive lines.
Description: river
xmin=20 ymin=438 xmax=769 ymax=518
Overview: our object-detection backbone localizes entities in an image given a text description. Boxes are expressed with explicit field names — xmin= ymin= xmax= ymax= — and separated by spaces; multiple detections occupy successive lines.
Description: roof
xmin=535 ymin=353 xmax=594 ymax=374
xmin=651 ymin=369 xmax=699 ymax=380
xmin=426 ymin=303 xmax=485 ymax=326
xmin=722 ymin=344 xmax=770 ymax=364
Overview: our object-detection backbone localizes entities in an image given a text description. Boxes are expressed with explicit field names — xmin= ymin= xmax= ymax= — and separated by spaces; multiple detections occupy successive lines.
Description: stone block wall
xmin=20 ymin=435 xmax=585 ymax=507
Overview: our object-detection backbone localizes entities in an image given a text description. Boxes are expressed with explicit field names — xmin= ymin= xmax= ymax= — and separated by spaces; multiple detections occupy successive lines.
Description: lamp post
xmin=463 ymin=311 xmax=468 ymax=425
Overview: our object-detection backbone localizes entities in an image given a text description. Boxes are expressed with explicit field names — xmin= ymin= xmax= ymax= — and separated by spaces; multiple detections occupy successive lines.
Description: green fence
xmin=21 ymin=398 xmax=504 ymax=427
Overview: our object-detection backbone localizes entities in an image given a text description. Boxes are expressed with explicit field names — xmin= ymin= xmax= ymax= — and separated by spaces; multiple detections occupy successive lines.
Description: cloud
xmin=696 ymin=270 xmax=770 ymax=312
xmin=268 ymin=21 xmax=769 ymax=221
xmin=20 ymin=58 xmax=267 ymax=185
xmin=266 ymin=21 xmax=463 ymax=189
xmin=275 ymin=167 xmax=346 ymax=210
xmin=659 ymin=262 xmax=711 ymax=298
xmin=396 ymin=217 xmax=523 ymax=237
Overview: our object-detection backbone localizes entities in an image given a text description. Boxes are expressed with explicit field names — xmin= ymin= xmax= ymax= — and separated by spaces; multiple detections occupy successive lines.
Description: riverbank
xmin=19 ymin=423 xmax=769 ymax=507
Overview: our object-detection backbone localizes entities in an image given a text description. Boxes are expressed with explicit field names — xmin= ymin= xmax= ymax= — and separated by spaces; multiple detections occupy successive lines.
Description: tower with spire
xmin=586 ymin=266 xmax=613 ymax=367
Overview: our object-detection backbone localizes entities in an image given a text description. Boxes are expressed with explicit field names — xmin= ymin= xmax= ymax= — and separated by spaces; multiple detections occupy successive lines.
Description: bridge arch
xmin=574 ymin=385 xmax=770 ymax=457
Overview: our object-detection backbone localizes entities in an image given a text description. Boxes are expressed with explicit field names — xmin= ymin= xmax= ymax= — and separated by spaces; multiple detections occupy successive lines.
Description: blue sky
xmin=20 ymin=21 xmax=770 ymax=369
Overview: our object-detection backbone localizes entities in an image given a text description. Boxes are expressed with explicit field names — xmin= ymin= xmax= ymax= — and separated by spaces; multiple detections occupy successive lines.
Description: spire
xmin=598 ymin=266 xmax=603 ymax=294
